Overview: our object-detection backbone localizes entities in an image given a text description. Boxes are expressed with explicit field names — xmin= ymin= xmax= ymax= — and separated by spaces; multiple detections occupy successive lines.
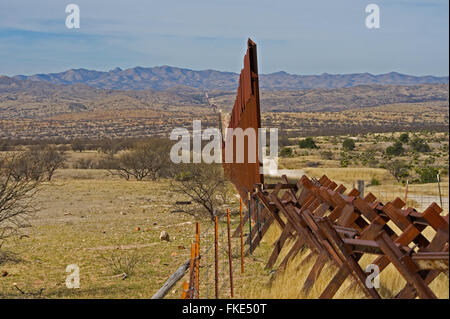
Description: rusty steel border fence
xmin=156 ymin=39 xmax=448 ymax=300
xmin=221 ymin=39 xmax=448 ymax=299
xmin=222 ymin=38 xmax=263 ymax=204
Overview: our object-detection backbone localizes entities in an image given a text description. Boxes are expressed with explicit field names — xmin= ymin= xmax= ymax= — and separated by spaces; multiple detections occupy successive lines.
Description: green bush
xmin=410 ymin=138 xmax=431 ymax=153
xmin=299 ymin=137 xmax=318 ymax=149
xmin=416 ymin=166 xmax=439 ymax=183
xmin=340 ymin=152 xmax=350 ymax=167
xmin=342 ymin=138 xmax=356 ymax=151
xmin=340 ymin=158 xmax=349 ymax=167
xmin=369 ymin=177 xmax=380 ymax=186
xmin=385 ymin=160 xmax=409 ymax=182
xmin=399 ymin=133 xmax=409 ymax=143
xmin=320 ymin=150 xmax=333 ymax=160
xmin=280 ymin=147 xmax=293 ymax=157
xmin=386 ymin=141 xmax=404 ymax=156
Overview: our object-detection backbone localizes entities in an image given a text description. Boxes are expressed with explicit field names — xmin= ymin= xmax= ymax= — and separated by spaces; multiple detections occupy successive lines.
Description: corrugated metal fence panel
xmin=222 ymin=39 xmax=263 ymax=203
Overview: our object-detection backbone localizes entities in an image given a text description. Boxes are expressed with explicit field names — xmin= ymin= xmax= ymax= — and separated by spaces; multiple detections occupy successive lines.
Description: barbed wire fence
xmin=162 ymin=198 xmax=265 ymax=300
xmin=351 ymin=179 xmax=449 ymax=214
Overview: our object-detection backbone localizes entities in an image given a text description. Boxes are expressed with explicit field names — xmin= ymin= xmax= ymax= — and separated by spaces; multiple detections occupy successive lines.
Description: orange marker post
xmin=181 ymin=281 xmax=189 ymax=299
xmin=240 ymin=198 xmax=244 ymax=273
xmin=195 ymin=223 xmax=200 ymax=299
xmin=188 ymin=242 xmax=196 ymax=299
xmin=226 ymin=208 xmax=234 ymax=298
xmin=214 ymin=216 xmax=219 ymax=298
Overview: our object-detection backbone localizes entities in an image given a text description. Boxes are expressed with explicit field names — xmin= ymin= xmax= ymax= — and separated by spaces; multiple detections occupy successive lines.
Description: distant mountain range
xmin=0 ymin=73 xmax=448 ymax=119
xmin=11 ymin=66 xmax=449 ymax=91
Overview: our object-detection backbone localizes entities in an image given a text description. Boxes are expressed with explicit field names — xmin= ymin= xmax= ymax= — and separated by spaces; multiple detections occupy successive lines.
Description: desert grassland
xmin=0 ymin=128 xmax=449 ymax=299
xmin=0 ymin=170 xmax=219 ymax=298
xmin=0 ymin=169 xmax=266 ymax=299
xmin=0 ymin=167 xmax=448 ymax=299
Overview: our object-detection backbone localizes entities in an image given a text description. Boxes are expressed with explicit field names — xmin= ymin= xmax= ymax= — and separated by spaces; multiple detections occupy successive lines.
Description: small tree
xmin=172 ymin=163 xmax=230 ymax=221
xmin=111 ymin=139 xmax=172 ymax=181
xmin=399 ymin=133 xmax=409 ymax=143
xmin=386 ymin=141 xmax=404 ymax=157
xmin=385 ymin=160 xmax=409 ymax=182
xmin=278 ymin=132 xmax=292 ymax=147
xmin=416 ymin=166 xmax=439 ymax=183
xmin=39 ymin=146 xmax=66 ymax=181
xmin=71 ymin=139 xmax=86 ymax=153
xmin=8 ymin=151 xmax=44 ymax=182
xmin=98 ymin=138 xmax=125 ymax=157
xmin=299 ymin=137 xmax=318 ymax=149
xmin=410 ymin=138 xmax=431 ymax=153
xmin=342 ymin=138 xmax=356 ymax=151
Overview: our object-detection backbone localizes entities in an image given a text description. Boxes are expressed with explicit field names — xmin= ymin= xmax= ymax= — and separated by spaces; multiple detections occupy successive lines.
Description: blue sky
xmin=0 ymin=0 xmax=448 ymax=76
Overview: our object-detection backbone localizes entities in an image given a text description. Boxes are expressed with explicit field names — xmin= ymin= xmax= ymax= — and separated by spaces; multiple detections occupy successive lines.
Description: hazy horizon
xmin=5 ymin=65 xmax=449 ymax=79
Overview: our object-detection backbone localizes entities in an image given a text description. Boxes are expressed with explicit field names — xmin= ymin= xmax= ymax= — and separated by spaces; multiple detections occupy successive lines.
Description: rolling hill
xmin=0 ymin=75 xmax=448 ymax=119
xmin=11 ymin=66 xmax=448 ymax=91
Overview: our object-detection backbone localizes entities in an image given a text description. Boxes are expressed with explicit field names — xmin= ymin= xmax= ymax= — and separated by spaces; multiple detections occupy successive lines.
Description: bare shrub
xmin=172 ymin=163 xmax=231 ymax=221
xmin=101 ymin=250 xmax=141 ymax=278
xmin=0 ymin=153 xmax=43 ymax=247
xmin=110 ymin=139 xmax=172 ymax=181
xmin=38 ymin=146 xmax=66 ymax=181
xmin=73 ymin=158 xmax=96 ymax=169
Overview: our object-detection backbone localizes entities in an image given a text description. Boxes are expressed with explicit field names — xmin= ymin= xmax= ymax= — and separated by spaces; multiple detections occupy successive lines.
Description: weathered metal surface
xmin=222 ymin=39 xmax=263 ymax=202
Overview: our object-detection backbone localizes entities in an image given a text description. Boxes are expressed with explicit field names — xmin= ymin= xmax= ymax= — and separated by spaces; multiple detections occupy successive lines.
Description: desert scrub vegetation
xmin=101 ymin=249 xmax=141 ymax=278
xmin=298 ymin=137 xmax=318 ymax=149
xmin=171 ymin=163 xmax=232 ymax=221
xmin=278 ymin=131 xmax=448 ymax=186
xmin=109 ymin=139 xmax=173 ymax=181
xmin=0 ymin=153 xmax=44 ymax=249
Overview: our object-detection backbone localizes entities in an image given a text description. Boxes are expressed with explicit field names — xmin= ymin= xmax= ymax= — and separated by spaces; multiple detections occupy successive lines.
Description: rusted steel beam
xmin=411 ymin=252 xmax=449 ymax=271
xmin=317 ymin=218 xmax=381 ymax=299
xmin=266 ymin=223 xmax=293 ymax=269
xmin=375 ymin=231 xmax=437 ymax=299
xmin=302 ymin=253 xmax=329 ymax=296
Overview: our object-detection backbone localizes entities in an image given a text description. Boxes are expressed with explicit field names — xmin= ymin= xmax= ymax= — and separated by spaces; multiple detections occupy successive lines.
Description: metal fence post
xmin=226 ymin=208 xmax=234 ymax=298
xmin=437 ymin=173 xmax=443 ymax=208
xmin=214 ymin=216 xmax=219 ymax=298
xmin=357 ymin=180 xmax=364 ymax=198
xmin=195 ymin=223 xmax=200 ymax=299
xmin=248 ymin=194 xmax=252 ymax=255
xmin=240 ymin=198 xmax=244 ymax=273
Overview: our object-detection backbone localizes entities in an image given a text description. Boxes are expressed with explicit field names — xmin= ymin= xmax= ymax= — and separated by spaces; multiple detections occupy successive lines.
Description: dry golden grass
xmin=239 ymin=223 xmax=449 ymax=299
